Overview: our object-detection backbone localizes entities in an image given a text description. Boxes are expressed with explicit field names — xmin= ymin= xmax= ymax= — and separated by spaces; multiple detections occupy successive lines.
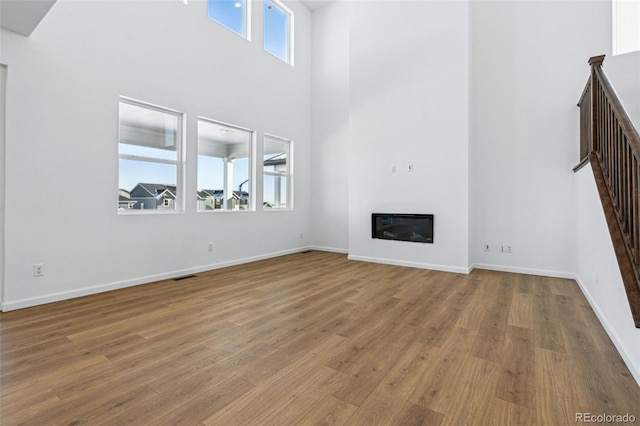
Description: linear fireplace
xmin=372 ymin=213 xmax=434 ymax=243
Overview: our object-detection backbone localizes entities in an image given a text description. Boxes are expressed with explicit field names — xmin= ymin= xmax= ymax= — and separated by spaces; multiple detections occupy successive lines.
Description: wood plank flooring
xmin=1 ymin=251 xmax=639 ymax=425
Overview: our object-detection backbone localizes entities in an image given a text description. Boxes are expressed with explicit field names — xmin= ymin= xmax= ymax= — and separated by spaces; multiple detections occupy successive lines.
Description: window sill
xmin=197 ymin=209 xmax=254 ymax=213
xmin=118 ymin=209 xmax=185 ymax=216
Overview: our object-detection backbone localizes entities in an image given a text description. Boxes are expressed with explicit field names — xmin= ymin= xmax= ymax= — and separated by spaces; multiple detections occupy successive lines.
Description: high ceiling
xmin=299 ymin=0 xmax=335 ymax=12
xmin=0 ymin=0 xmax=57 ymax=37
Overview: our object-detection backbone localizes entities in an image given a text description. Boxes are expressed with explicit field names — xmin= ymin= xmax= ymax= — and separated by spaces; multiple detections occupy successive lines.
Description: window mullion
xmin=119 ymin=154 xmax=178 ymax=165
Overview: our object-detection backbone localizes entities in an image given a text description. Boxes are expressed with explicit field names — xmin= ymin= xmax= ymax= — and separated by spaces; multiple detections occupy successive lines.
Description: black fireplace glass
xmin=372 ymin=213 xmax=434 ymax=243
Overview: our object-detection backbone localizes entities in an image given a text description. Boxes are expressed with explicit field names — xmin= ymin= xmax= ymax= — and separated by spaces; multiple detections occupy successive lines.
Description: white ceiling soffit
xmin=299 ymin=0 xmax=334 ymax=12
xmin=1 ymin=0 xmax=57 ymax=37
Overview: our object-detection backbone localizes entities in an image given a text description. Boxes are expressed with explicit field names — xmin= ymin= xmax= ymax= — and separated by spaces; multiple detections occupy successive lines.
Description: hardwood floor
xmin=1 ymin=251 xmax=639 ymax=425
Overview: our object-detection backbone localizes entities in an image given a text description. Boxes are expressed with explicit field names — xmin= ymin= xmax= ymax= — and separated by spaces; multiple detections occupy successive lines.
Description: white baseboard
xmin=0 ymin=247 xmax=312 ymax=312
xmin=307 ymin=245 xmax=349 ymax=254
xmin=469 ymin=262 xmax=576 ymax=280
xmin=573 ymin=275 xmax=640 ymax=387
xmin=348 ymin=254 xmax=471 ymax=274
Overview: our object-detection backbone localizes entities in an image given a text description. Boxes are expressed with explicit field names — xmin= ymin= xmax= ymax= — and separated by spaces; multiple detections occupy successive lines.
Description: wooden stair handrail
xmin=590 ymin=56 xmax=640 ymax=158
xmin=577 ymin=55 xmax=640 ymax=328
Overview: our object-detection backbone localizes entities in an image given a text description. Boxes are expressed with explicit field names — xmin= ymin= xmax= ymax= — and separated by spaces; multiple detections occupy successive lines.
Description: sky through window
xmin=208 ymin=0 xmax=247 ymax=38
xmin=264 ymin=0 xmax=291 ymax=63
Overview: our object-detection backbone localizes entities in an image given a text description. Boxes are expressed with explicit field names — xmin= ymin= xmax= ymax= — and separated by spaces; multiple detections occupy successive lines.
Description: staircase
xmin=575 ymin=55 xmax=640 ymax=328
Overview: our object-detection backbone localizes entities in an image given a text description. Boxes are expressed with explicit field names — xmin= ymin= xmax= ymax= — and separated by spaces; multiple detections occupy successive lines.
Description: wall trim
xmin=469 ymin=262 xmax=576 ymax=280
xmin=308 ymin=245 xmax=349 ymax=254
xmin=0 ymin=246 xmax=313 ymax=312
xmin=347 ymin=258 xmax=576 ymax=279
xmin=348 ymin=254 xmax=471 ymax=274
xmin=574 ymin=274 xmax=640 ymax=387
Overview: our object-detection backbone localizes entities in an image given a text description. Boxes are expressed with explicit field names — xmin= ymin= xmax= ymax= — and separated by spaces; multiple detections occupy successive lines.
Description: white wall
xmin=606 ymin=52 xmax=640 ymax=130
xmin=0 ymin=0 xmax=312 ymax=310
xmin=575 ymin=164 xmax=640 ymax=384
xmin=347 ymin=0 xmax=470 ymax=273
xmin=309 ymin=1 xmax=350 ymax=253
xmin=469 ymin=0 xmax=610 ymax=277
xmin=312 ymin=0 xmax=621 ymax=277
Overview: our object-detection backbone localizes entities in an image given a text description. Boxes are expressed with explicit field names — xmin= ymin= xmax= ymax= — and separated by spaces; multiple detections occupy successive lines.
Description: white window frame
xmin=613 ymin=0 xmax=640 ymax=56
xmin=264 ymin=0 xmax=294 ymax=65
xmin=208 ymin=0 xmax=252 ymax=40
xmin=197 ymin=117 xmax=256 ymax=213
xmin=118 ymin=97 xmax=185 ymax=215
xmin=263 ymin=133 xmax=293 ymax=210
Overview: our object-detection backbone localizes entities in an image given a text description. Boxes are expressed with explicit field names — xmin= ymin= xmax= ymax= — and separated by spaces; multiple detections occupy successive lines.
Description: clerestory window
xmin=264 ymin=0 xmax=294 ymax=65
xmin=208 ymin=0 xmax=250 ymax=39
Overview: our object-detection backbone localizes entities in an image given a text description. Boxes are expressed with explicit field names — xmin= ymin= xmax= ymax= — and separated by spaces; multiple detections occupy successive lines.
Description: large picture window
xmin=263 ymin=135 xmax=292 ymax=209
xmin=208 ymin=0 xmax=250 ymax=39
xmin=198 ymin=118 xmax=253 ymax=211
xmin=264 ymin=0 xmax=293 ymax=64
xmin=118 ymin=98 xmax=184 ymax=213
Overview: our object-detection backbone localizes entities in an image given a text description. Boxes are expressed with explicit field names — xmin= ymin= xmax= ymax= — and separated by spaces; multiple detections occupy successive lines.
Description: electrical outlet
xmin=299 ymin=233 xmax=304 ymax=239
xmin=208 ymin=242 xmax=214 ymax=252
xmin=408 ymin=163 xmax=414 ymax=172
xmin=484 ymin=244 xmax=491 ymax=252
xmin=391 ymin=165 xmax=396 ymax=173
xmin=500 ymin=244 xmax=513 ymax=254
xmin=34 ymin=264 xmax=44 ymax=277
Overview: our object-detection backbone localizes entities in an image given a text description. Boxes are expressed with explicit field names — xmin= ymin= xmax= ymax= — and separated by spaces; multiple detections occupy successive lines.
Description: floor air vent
xmin=174 ymin=274 xmax=197 ymax=281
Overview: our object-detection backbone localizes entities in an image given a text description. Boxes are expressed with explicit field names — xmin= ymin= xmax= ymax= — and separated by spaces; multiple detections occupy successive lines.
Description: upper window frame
xmin=208 ymin=0 xmax=252 ymax=40
xmin=263 ymin=0 xmax=294 ymax=65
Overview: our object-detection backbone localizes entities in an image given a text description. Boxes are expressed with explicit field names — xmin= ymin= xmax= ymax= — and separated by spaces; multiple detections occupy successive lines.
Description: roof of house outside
xmin=198 ymin=189 xmax=248 ymax=199
xmin=134 ymin=183 xmax=177 ymax=197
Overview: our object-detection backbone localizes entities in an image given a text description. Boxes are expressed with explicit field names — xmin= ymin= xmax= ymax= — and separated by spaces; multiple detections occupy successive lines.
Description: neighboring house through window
xmin=118 ymin=98 xmax=184 ymax=212
xmin=118 ymin=189 xmax=137 ymax=210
